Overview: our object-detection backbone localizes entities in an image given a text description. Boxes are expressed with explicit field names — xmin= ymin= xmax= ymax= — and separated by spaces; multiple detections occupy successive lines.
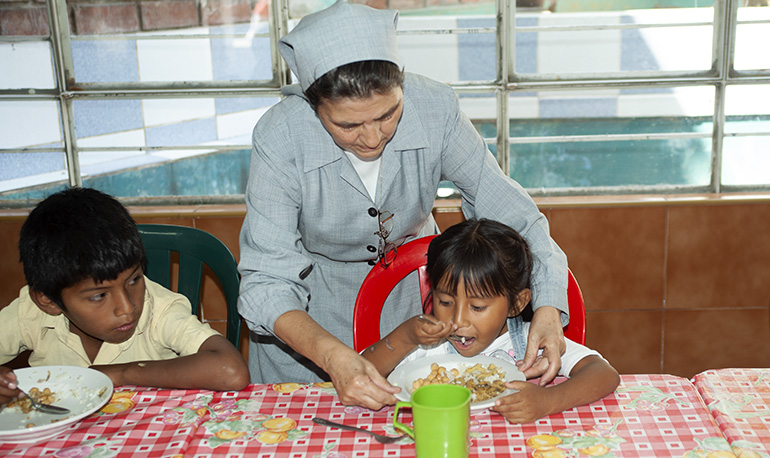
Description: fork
xmin=18 ymin=387 xmax=71 ymax=415
xmin=312 ymin=417 xmax=407 ymax=444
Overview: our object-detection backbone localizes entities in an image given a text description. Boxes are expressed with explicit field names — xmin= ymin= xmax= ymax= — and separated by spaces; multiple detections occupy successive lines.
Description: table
xmin=693 ymin=368 xmax=770 ymax=457
xmin=1 ymin=375 xmax=731 ymax=458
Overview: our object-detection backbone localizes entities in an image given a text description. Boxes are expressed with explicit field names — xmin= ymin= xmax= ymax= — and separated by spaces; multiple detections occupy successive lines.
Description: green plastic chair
xmin=137 ymin=224 xmax=241 ymax=348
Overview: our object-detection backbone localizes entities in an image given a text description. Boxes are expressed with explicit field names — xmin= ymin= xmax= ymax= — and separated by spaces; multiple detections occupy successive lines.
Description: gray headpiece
xmin=278 ymin=0 xmax=401 ymax=92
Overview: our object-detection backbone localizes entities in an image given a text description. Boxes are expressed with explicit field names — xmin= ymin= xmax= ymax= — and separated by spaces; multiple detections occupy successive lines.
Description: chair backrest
xmin=137 ymin=224 xmax=241 ymax=347
xmin=353 ymin=235 xmax=586 ymax=352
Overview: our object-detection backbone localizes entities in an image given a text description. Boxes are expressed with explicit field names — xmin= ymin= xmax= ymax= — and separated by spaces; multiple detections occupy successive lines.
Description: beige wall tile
xmin=664 ymin=308 xmax=770 ymax=378
xmin=0 ymin=220 xmax=26 ymax=309
xmin=585 ymin=310 xmax=663 ymax=374
xmin=550 ymin=207 xmax=667 ymax=311
xmin=432 ymin=209 xmax=465 ymax=232
xmin=133 ymin=216 xmax=194 ymax=227
xmin=667 ymin=204 xmax=770 ymax=309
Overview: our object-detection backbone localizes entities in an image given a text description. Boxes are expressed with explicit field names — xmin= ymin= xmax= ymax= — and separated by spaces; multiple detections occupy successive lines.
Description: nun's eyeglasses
xmin=375 ymin=210 xmax=397 ymax=268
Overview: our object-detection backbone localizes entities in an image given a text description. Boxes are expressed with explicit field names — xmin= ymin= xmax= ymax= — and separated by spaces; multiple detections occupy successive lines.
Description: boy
xmin=0 ymin=187 xmax=250 ymax=407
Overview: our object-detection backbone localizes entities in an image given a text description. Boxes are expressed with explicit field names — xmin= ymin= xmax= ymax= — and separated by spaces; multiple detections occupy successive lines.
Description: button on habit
xmin=368 ymin=207 xmax=378 ymax=217
xmin=367 ymin=245 xmax=376 ymax=252
xmin=368 ymin=260 xmax=376 ymax=266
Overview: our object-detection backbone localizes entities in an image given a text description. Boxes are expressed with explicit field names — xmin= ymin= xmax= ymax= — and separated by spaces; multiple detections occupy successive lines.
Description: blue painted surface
xmin=540 ymin=97 xmax=617 ymax=118
xmin=145 ymin=118 xmax=218 ymax=147
xmin=210 ymin=24 xmax=273 ymax=83
xmin=516 ymin=17 xmax=539 ymax=74
xmin=73 ymin=99 xmax=144 ymax=139
xmin=1 ymin=149 xmax=251 ymax=200
xmin=457 ymin=17 xmax=496 ymax=81
xmin=508 ymin=117 xmax=712 ymax=188
xmin=0 ymin=152 xmax=64 ymax=181
xmin=620 ymin=14 xmax=660 ymax=71
xmin=72 ymin=39 xmax=140 ymax=83
xmin=215 ymin=97 xmax=279 ymax=116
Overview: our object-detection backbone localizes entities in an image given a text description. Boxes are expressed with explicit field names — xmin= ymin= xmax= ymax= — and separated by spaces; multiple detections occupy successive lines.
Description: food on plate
xmin=5 ymin=387 xmax=58 ymax=414
xmin=411 ymin=362 xmax=507 ymax=402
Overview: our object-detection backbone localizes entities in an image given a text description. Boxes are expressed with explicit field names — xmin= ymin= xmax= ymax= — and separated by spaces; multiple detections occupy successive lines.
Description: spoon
xmin=18 ymin=387 xmax=71 ymax=415
xmin=416 ymin=314 xmax=440 ymax=325
xmin=312 ymin=417 xmax=407 ymax=444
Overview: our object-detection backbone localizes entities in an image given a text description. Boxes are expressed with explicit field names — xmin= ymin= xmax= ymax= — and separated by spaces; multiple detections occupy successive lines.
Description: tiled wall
xmin=1 ymin=196 xmax=769 ymax=377
xmin=542 ymin=196 xmax=770 ymax=377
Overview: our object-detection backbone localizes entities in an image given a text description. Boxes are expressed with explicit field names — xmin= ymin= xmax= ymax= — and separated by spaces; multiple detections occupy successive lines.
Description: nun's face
xmin=316 ymin=87 xmax=403 ymax=160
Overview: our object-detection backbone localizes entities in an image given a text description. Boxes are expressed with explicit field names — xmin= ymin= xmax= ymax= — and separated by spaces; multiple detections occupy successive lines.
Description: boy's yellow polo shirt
xmin=0 ymin=278 xmax=219 ymax=367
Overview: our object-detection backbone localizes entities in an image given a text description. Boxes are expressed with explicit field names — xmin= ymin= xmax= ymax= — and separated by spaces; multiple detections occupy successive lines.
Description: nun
xmin=237 ymin=0 xmax=570 ymax=410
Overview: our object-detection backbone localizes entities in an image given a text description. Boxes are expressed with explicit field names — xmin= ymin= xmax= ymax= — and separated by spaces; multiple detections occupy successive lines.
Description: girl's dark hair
xmin=18 ymin=187 xmax=146 ymax=308
xmin=426 ymin=219 xmax=534 ymax=320
xmin=305 ymin=60 xmax=405 ymax=110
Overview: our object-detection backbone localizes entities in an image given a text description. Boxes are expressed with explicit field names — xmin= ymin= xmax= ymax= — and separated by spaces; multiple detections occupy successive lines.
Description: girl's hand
xmin=407 ymin=314 xmax=456 ymax=347
xmin=0 ymin=366 xmax=21 ymax=408
xmin=491 ymin=381 xmax=554 ymax=424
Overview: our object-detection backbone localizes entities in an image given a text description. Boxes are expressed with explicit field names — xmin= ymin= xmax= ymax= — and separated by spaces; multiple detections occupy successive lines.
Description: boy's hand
xmin=491 ymin=381 xmax=554 ymax=424
xmin=406 ymin=314 xmax=456 ymax=347
xmin=0 ymin=366 xmax=21 ymax=408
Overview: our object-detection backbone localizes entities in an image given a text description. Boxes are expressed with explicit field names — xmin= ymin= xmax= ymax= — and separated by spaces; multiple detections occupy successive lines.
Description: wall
xmin=0 ymin=0 xmax=481 ymax=36
xmin=1 ymin=195 xmax=769 ymax=378
xmin=538 ymin=195 xmax=770 ymax=377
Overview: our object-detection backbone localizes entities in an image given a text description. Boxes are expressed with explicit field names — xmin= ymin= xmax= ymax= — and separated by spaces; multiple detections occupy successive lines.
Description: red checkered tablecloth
xmin=693 ymin=368 xmax=770 ymax=457
xmin=1 ymin=375 xmax=730 ymax=457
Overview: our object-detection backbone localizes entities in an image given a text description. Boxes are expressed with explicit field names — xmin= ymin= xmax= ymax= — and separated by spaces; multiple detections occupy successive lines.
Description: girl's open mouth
xmin=448 ymin=334 xmax=475 ymax=349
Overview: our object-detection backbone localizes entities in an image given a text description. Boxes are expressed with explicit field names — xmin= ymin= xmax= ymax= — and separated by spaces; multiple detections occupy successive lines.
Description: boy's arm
xmin=492 ymin=355 xmax=620 ymax=424
xmin=93 ymin=335 xmax=250 ymax=391
xmin=362 ymin=315 xmax=455 ymax=377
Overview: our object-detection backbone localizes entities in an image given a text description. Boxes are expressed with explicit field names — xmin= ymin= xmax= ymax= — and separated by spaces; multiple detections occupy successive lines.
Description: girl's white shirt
xmin=397 ymin=321 xmax=602 ymax=378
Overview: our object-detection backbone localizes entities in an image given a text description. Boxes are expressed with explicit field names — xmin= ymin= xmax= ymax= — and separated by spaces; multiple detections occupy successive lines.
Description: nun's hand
xmin=324 ymin=346 xmax=400 ymax=410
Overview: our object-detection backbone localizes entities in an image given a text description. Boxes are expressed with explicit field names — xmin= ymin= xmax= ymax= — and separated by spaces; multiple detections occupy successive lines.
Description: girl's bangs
xmin=440 ymin=256 xmax=506 ymax=299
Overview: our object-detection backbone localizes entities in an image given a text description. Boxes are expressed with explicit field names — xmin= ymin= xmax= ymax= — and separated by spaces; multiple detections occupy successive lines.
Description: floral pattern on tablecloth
xmin=152 ymin=392 xmax=307 ymax=448
xmin=0 ymin=375 xmax=733 ymax=458
xmin=683 ymin=437 xmax=769 ymax=458
xmin=98 ymin=391 xmax=138 ymax=415
xmin=693 ymin=369 xmax=770 ymax=456
xmin=524 ymin=420 xmax=625 ymax=458
xmin=54 ymin=439 xmax=122 ymax=458
xmin=616 ymin=385 xmax=692 ymax=410
xmin=271 ymin=381 xmax=337 ymax=396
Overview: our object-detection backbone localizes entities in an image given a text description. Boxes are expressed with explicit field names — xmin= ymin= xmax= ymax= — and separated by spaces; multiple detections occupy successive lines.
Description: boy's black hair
xmin=426 ymin=218 xmax=534 ymax=321
xmin=305 ymin=60 xmax=405 ymax=110
xmin=18 ymin=187 xmax=146 ymax=308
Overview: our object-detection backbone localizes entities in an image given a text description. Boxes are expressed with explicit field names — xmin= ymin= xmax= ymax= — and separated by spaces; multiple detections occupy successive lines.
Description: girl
xmin=362 ymin=218 xmax=620 ymax=424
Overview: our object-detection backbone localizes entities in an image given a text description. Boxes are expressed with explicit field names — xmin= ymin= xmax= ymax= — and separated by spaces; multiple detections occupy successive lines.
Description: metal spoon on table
xmin=312 ymin=417 xmax=407 ymax=444
xmin=18 ymin=387 xmax=71 ymax=415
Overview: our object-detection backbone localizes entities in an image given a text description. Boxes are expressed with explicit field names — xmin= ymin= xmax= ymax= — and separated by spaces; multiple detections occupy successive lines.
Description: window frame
xmin=0 ymin=0 xmax=768 ymax=206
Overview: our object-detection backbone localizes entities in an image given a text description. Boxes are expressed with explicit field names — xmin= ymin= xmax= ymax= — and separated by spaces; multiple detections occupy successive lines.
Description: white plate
xmin=0 ymin=366 xmax=113 ymax=443
xmin=388 ymin=354 xmax=525 ymax=411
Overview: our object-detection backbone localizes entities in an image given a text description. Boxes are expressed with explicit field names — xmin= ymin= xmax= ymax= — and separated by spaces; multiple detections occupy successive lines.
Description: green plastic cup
xmin=393 ymin=384 xmax=471 ymax=458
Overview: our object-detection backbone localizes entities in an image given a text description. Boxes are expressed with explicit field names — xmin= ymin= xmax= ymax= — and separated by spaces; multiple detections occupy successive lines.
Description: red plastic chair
xmin=352 ymin=235 xmax=586 ymax=352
